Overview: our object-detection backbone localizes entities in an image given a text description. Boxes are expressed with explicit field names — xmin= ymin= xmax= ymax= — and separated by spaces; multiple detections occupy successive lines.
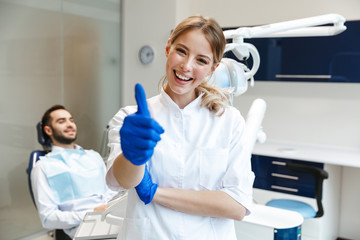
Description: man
xmin=31 ymin=105 xmax=117 ymax=239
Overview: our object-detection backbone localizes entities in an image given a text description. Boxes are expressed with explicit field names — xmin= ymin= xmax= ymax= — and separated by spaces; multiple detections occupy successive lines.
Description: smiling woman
xmin=106 ymin=15 xmax=255 ymax=240
xmin=164 ymin=28 xmax=216 ymax=107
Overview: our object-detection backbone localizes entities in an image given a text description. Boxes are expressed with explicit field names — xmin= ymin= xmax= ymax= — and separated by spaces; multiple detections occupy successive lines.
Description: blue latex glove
xmin=120 ymin=83 xmax=164 ymax=165
xmin=135 ymin=165 xmax=158 ymax=205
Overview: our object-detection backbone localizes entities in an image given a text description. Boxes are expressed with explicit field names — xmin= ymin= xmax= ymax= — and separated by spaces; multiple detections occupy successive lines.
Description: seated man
xmin=31 ymin=105 xmax=118 ymax=239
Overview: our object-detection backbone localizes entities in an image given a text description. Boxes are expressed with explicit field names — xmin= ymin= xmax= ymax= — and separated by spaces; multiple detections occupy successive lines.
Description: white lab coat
xmin=106 ymin=89 xmax=254 ymax=240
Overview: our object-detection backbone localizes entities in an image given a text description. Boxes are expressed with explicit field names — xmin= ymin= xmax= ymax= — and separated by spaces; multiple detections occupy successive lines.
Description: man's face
xmin=46 ymin=109 xmax=77 ymax=145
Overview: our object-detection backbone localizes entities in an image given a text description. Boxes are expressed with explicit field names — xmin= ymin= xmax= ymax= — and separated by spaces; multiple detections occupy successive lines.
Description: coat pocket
xmin=199 ymin=148 xmax=229 ymax=190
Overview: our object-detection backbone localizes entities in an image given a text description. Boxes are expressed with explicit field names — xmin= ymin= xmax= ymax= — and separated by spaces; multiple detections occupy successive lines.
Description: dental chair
xmin=26 ymin=122 xmax=70 ymax=240
xmin=251 ymin=154 xmax=329 ymax=239
xmin=27 ymin=122 xmax=51 ymax=205
xmin=250 ymin=154 xmax=329 ymax=219
xmin=257 ymin=156 xmax=329 ymax=219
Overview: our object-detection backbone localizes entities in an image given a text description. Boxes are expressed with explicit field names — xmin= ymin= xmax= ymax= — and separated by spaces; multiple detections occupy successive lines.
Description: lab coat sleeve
xmin=102 ymin=167 xmax=120 ymax=202
xmin=220 ymin=108 xmax=255 ymax=216
xmin=105 ymin=105 xmax=137 ymax=191
xmin=31 ymin=162 xmax=87 ymax=230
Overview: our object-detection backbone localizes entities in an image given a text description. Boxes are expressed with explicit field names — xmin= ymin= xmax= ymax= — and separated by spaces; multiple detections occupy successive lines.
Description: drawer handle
xmin=272 ymin=161 xmax=286 ymax=166
xmin=271 ymin=173 xmax=299 ymax=180
xmin=275 ymin=74 xmax=331 ymax=79
xmin=271 ymin=185 xmax=298 ymax=193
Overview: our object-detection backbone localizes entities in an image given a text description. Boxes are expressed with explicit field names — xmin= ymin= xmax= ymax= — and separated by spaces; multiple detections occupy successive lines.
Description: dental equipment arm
xmin=244 ymin=99 xmax=267 ymax=152
xmin=220 ymin=14 xmax=346 ymax=92
xmin=224 ymin=13 xmax=346 ymax=40
xmin=209 ymin=14 xmax=346 ymax=151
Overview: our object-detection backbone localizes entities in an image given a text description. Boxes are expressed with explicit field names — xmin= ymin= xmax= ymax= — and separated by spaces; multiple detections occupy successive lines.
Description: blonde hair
xmin=161 ymin=15 xmax=231 ymax=116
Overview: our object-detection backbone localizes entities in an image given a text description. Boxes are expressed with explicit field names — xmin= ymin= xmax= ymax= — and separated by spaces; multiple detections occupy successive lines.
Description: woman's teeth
xmin=175 ymin=71 xmax=192 ymax=81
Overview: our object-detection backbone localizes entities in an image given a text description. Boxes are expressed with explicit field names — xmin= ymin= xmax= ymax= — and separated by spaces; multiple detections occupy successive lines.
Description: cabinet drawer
xmin=251 ymin=155 xmax=324 ymax=198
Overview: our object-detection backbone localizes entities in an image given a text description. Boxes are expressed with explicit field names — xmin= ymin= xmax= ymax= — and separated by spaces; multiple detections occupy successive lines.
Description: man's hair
xmin=41 ymin=104 xmax=67 ymax=141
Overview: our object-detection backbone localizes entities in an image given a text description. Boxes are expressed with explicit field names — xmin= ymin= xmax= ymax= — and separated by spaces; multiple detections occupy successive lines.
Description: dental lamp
xmin=208 ymin=13 xmax=346 ymax=151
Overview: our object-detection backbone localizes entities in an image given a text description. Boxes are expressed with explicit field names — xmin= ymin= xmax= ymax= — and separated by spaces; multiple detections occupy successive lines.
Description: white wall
xmin=176 ymin=0 xmax=360 ymax=26
xmin=121 ymin=0 xmax=176 ymax=106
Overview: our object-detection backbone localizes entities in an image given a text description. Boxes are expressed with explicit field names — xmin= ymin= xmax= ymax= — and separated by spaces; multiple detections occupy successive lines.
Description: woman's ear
xmin=212 ymin=62 xmax=220 ymax=72
xmin=165 ymin=39 xmax=171 ymax=57
xmin=210 ymin=62 xmax=220 ymax=75
xmin=204 ymin=62 xmax=220 ymax=81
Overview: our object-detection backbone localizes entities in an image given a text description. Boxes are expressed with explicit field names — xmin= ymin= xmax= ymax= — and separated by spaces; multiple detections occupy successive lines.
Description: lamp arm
xmin=224 ymin=13 xmax=346 ymax=40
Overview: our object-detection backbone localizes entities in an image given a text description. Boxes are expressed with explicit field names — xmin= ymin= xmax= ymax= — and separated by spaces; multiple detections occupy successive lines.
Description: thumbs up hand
xmin=120 ymin=83 xmax=164 ymax=165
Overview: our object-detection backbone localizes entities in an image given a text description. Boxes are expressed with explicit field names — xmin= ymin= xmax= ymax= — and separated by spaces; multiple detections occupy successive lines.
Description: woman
xmin=106 ymin=15 xmax=254 ymax=240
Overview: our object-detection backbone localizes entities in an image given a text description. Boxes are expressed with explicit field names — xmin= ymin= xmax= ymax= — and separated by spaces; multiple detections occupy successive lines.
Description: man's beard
xmin=51 ymin=126 xmax=77 ymax=145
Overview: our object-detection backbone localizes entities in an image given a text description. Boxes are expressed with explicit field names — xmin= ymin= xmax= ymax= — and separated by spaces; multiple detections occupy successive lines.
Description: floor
xmin=18 ymin=230 xmax=54 ymax=240
xmin=0 ymin=203 xmax=46 ymax=240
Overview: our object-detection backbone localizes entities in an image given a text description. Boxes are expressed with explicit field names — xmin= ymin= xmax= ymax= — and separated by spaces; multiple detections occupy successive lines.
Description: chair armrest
xmin=285 ymin=162 xmax=329 ymax=218
xmin=101 ymin=191 xmax=128 ymax=223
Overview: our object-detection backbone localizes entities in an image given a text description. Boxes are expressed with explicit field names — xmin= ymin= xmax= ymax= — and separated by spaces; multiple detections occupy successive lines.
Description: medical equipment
xmin=26 ymin=123 xmax=50 ymax=206
xmin=252 ymin=155 xmax=329 ymax=217
xmin=210 ymin=13 xmax=346 ymax=98
xmin=235 ymin=204 xmax=303 ymax=240
xmin=74 ymin=192 xmax=128 ymax=240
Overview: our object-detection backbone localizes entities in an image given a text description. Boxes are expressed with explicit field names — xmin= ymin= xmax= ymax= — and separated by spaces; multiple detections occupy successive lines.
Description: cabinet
xmin=251 ymin=155 xmax=324 ymax=198
xmin=225 ymin=20 xmax=360 ymax=82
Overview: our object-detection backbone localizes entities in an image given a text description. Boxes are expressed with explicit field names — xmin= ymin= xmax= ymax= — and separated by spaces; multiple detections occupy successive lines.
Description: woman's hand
xmin=120 ymin=83 xmax=164 ymax=165
xmin=153 ymin=188 xmax=247 ymax=221
xmin=135 ymin=165 xmax=158 ymax=204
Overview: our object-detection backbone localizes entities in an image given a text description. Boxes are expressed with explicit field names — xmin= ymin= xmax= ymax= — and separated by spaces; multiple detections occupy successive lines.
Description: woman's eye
xmin=197 ymin=58 xmax=208 ymax=65
xmin=176 ymin=48 xmax=186 ymax=55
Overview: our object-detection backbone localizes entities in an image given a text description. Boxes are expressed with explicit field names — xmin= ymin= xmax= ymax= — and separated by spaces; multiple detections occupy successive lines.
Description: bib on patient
xmin=41 ymin=148 xmax=107 ymax=203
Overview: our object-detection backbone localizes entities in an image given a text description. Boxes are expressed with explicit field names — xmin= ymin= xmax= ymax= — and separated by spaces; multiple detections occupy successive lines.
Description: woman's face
xmin=165 ymin=29 xmax=217 ymax=107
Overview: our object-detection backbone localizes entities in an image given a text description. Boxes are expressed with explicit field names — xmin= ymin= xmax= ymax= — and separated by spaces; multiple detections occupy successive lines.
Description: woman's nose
xmin=181 ymin=58 xmax=192 ymax=71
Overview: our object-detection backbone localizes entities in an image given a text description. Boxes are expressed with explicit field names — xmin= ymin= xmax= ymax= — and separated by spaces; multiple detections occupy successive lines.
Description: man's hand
xmin=94 ymin=204 xmax=107 ymax=212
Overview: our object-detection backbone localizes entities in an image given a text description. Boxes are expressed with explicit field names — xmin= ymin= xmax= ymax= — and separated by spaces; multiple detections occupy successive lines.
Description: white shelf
xmin=253 ymin=139 xmax=360 ymax=168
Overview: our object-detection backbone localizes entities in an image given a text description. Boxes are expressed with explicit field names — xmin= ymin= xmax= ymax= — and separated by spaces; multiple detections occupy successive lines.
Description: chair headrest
xmin=36 ymin=122 xmax=52 ymax=151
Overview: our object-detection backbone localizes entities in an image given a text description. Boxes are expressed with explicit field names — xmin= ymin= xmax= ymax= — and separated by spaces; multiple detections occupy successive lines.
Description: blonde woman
xmin=106 ymin=15 xmax=254 ymax=240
